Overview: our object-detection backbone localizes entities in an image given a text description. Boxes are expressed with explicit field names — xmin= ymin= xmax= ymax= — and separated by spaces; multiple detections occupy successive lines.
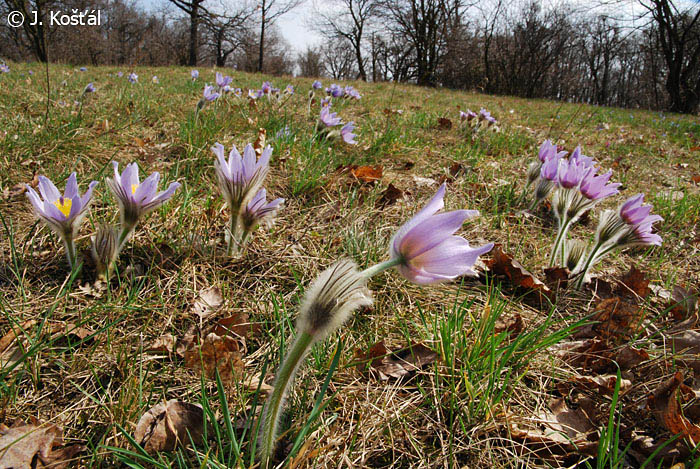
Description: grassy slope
xmin=1 ymin=63 xmax=699 ymax=468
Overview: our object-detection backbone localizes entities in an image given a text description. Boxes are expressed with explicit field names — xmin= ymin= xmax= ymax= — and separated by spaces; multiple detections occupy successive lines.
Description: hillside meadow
xmin=1 ymin=63 xmax=700 ymax=468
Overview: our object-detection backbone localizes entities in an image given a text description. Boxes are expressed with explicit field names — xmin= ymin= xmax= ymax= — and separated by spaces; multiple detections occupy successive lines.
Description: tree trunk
xmin=188 ymin=3 xmax=198 ymax=66
xmin=258 ymin=8 xmax=265 ymax=72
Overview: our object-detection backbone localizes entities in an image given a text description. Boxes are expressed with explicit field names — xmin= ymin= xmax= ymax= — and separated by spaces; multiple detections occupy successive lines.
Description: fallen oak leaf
xmin=436 ymin=117 xmax=452 ymax=130
xmin=350 ymin=165 xmax=383 ymax=184
xmin=375 ymin=183 xmax=405 ymax=209
xmin=133 ymin=399 xmax=205 ymax=454
xmin=191 ymin=286 xmax=224 ymax=321
xmin=592 ymin=297 xmax=646 ymax=344
xmin=648 ymin=372 xmax=700 ymax=446
xmin=618 ymin=266 xmax=651 ymax=299
xmin=484 ymin=245 xmax=553 ymax=303
xmin=184 ymin=332 xmax=244 ymax=384
xmin=0 ymin=420 xmax=85 ymax=469
xmin=253 ymin=128 xmax=266 ymax=157
xmin=355 ymin=341 xmax=437 ymax=381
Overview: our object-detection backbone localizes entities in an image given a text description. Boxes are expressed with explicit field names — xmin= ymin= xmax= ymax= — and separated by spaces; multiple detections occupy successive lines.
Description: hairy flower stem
xmin=226 ymin=210 xmax=245 ymax=257
xmin=574 ymin=242 xmax=616 ymax=290
xmin=259 ymin=331 xmax=314 ymax=468
xmin=360 ymin=257 xmax=403 ymax=279
xmin=62 ymin=236 xmax=77 ymax=271
xmin=549 ymin=217 xmax=572 ymax=267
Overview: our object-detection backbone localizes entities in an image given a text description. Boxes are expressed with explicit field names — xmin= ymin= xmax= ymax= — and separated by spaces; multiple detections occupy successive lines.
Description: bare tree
xmin=202 ymin=1 xmax=255 ymax=66
xmin=165 ymin=0 xmax=212 ymax=65
xmin=297 ymin=44 xmax=324 ymax=76
xmin=640 ymin=0 xmax=700 ymax=113
xmin=256 ymin=0 xmax=304 ymax=72
xmin=311 ymin=0 xmax=377 ymax=80
xmin=3 ymin=0 xmax=55 ymax=61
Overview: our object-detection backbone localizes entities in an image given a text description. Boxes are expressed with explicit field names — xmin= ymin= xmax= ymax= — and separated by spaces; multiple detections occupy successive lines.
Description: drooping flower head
xmin=326 ymin=84 xmax=344 ymax=98
xmin=212 ymin=142 xmax=272 ymax=213
xmin=191 ymin=69 xmax=199 ymax=80
xmin=128 ymin=72 xmax=138 ymax=84
xmin=617 ymin=194 xmax=663 ymax=246
xmin=569 ymin=146 xmax=596 ymax=169
xmin=389 ymin=184 xmax=494 ymax=284
xmin=557 ymin=157 xmax=588 ymax=189
xmin=540 ymin=152 xmax=562 ymax=183
xmin=83 ymin=82 xmax=96 ymax=93
xmin=216 ymin=72 xmax=232 ymax=88
xmin=106 ymin=162 xmax=181 ymax=228
xmin=538 ymin=140 xmax=567 ymax=163
xmin=203 ymin=84 xmax=220 ymax=102
xmin=241 ymin=188 xmax=284 ymax=232
xmin=479 ymin=108 xmax=497 ymax=125
xmin=312 ymin=80 xmax=322 ymax=90
xmin=579 ymin=168 xmax=620 ymax=201
xmin=79 ymin=67 xmax=87 ymax=72
xmin=340 ymin=122 xmax=357 ymax=144
xmin=460 ymin=109 xmax=477 ymax=122
xmin=344 ymin=86 xmax=361 ymax=99
xmin=319 ymin=106 xmax=342 ymax=128
xmin=25 ymin=173 xmax=98 ymax=240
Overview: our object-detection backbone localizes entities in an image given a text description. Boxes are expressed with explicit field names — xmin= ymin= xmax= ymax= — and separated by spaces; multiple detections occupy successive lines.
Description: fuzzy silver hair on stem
xmin=258 ymin=260 xmax=372 ymax=468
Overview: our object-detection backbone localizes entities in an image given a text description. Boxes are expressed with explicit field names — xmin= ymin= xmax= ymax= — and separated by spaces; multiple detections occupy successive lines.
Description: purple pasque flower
xmin=540 ymin=153 xmax=562 ymax=182
xmin=152 ymin=76 xmax=159 ymax=84
xmin=460 ymin=109 xmax=477 ymax=122
xmin=617 ymin=194 xmax=663 ymax=246
xmin=538 ymin=140 xmax=567 ymax=163
xmin=344 ymin=86 xmax=361 ymax=99
xmin=261 ymin=81 xmax=272 ymax=94
xmin=212 ymin=142 xmax=272 ymax=212
xmin=233 ymin=88 xmax=242 ymax=97
xmin=569 ymin=146 xmax=596 ymax=169
xmin=579 ymin=168 xmax=620 ymax=201
xmin=106 ymin=162 xmax=181 ymax=228
xmin=79 ymin=67 xmax=87 ymax=72
xmin=557 ymin=157 xmax=588 ymax=189
xmin=26 ymin=173 xmax=98 ymax=241
xmin=312 ymin=80 xmax=322 ymax=90
xmin=191 ymin=69 xmax=199 ymax=80
xmin=203 ymin=84 xmax=220 ymax=102
xmin=128 ymin=72 xmax=138 ymax=83
xmin=117 ymin=71 xmax=123 ymax=77
xmin=319 ymin=106 xmax=342 ymax=128
xmin=321 ymin=97 xmax=331 ymax=107
xmin=216 ymin=72 xmax=232 ymax=88
xmin=479 ymin=108 xmax=496 ymax=125
xmin=0 ymin=64 xmax=10 ymax=73
xmin=327 ymin=84 xmax=344 ymax=98
xmin=285 ymin=84 xmax=294 ymax=95
xmin=340 ymin=122 xmax=357 ymax=144
xmin=389 ymin=184 xmax=494 ymax=284
xmin=241 ymin=188 xmax=284 ymax=232
xmin=83 ymin=82 xmax=96 ymax=93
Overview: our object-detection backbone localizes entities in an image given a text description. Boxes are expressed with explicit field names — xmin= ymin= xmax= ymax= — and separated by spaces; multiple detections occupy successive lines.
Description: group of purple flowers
xmin=525 ymin=139 xmax=663 ymax=288
xmin=325 ymin=83 xmax=361 ymax=100
xmin=212 ymin=141 xmax=283 ymax=256
xmin=460 ymin=107 xmax=498 ymax=131
xmin=316 ymin=106 xmax=357 ymax=145
xmin=26 ymin=164 xmax=180 ymax=277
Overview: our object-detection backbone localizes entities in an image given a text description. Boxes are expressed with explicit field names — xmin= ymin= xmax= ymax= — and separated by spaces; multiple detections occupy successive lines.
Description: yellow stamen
xmin=131 ymin=184 xmax=139 ymax=194
xmin=53 ymin=198 xmax=72 ymax=217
